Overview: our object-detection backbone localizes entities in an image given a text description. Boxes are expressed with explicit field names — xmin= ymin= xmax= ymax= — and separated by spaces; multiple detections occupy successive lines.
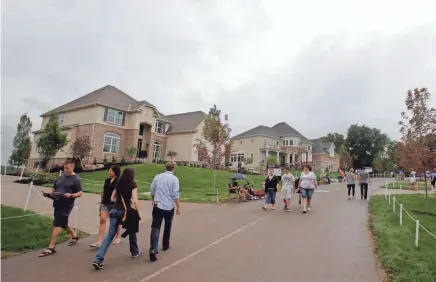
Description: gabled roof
xmin=232 ymin=122 xmax=310 ymax=142
xmin=41 ymin=85 xmax=157 ymax=117
xmin=310 ymin=139 xmax=335 ymax=154
xmin=165 ymin=111 xmax=207 ymax=133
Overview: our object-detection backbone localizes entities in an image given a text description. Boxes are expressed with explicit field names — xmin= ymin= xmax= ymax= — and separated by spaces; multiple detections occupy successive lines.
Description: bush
xmin=112 ymin=156 xmax=116 ymax=163
xmin=103 ymin=155 xmax=108 ymax=165
xmin=93 ymin=157 xmax=97 ymax=165
xmin=120 ymin=157 xmax=126 ymax=165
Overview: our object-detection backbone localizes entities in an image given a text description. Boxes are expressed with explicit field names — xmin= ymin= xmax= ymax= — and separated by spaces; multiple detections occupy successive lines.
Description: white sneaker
xmin=307 ymin=206 xmax=311 ymax=212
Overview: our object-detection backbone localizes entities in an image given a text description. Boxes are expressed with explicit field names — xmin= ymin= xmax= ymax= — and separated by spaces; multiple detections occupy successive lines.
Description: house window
xmin=155 ymin=121 xmax=164 ymax=134
xmin=283 ymin=141 xmax=285 ymax=146
xmin=289 ymin=140 xmax=294 ymax=146
xmin=250 ymin=153 xmax=254 ymax=160
xmin=230 ymin=153 xmax=244 ymax=162
xmin=34 ymin=161 xmax=40 ymax=168
xmin=153 ymin=141 xmax=161 ymax=159
xmin=106 ymin=109 xmax=124 ymax=125
xmin=251 ymin=139 xmax=254 ymax=143
xmin=308 ymin=145 xmax=311 ymax=151
xmin=58 ymin=114 xmax=64 ymax=126
xmin=103 ymin=133 xmax=120 ymax=153
xmin=240 ymin=140 xmax=243 ymax=144
xmin=286 ymin=140 xmax=289 ymax=146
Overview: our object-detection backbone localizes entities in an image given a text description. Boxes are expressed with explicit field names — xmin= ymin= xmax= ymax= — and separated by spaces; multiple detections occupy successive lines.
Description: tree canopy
xmin=9 ymin=113 xmax=32 ymax=166
xmin=36 ymin=115 xmax=68 ymax=168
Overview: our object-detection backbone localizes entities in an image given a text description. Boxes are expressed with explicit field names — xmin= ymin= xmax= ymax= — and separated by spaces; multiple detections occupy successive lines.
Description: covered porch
xmin=261 ymin=149 xmax=297 ymax=167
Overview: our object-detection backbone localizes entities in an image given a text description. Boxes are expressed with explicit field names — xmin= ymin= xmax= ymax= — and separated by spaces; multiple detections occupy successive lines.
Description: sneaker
xmin=286 ymin=208 xmax=290 ymax=212
xmin=149 ymin=249 xmax=158 ymax=262
xmin=92 ymin=262 xmax=103 ymax=270
xmin=307 ymin=206 xmax=311 ymax=212
xmin=348 ymin=197 xmax=351 ymax=200
xmin=131 ymin=250 xmax=143 ymax=258
xmin=302 ymin=209 xmax=307 ymax=214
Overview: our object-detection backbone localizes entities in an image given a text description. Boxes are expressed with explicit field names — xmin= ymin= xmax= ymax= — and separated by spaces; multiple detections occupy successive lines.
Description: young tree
xmin=193 ymin=105 xmax=231 ymax=169
xmin=36 ymin=114 xmax=68 ymax=168
xmin=224 ymin=141 xmax=233 ymax=169
xmin=9 ymin=113 xmax=33 ymax=167
xmin=167 ymin=150 xmax=178 ymax=161
xmin=127 ymin=146 xmax=138 ymax=162
xmin=70 ymin=136 xmax=92 ymax=167
xmin=398 ymin=88 xmax=436 ymax=212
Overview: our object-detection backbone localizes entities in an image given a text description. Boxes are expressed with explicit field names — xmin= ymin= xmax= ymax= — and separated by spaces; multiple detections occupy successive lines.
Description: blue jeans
xmin=150 ymin=206 xmax=174 ymax=253
xmin=265 ymin=189 xmax=276 ymax=205
xmin=95 ymin=209 xmax=139 ymax=263
xmin=300 ymin=188 xmax=314 ymax=199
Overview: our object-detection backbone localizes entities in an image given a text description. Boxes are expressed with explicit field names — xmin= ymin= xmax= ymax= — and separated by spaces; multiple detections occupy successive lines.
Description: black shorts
xmin=432 ymin=179 xmax=436 ymax=186
xmin=53 ymin=206 xmax=73 ymax=228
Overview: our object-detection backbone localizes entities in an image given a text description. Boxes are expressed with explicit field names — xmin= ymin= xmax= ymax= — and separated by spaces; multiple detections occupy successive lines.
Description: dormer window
xmin=58 ymin=114 xmax=64 ymax=126
xmin=155 ymin=121 xmax=164 ymax=133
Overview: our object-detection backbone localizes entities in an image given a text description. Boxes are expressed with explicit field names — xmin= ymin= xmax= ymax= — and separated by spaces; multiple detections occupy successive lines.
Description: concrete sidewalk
xmin=2 ymin=179 xmax=380 ymax=282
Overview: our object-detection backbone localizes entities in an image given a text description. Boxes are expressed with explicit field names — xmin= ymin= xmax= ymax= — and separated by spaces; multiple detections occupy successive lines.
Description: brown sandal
xmin=38 ymin=248 xmax=56 ymax=257
xmin=68 ymin=236 xmax=80 ymax=246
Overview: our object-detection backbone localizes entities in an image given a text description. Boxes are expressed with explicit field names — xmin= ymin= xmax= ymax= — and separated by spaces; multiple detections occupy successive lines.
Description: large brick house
xmin=309 ymin=139 xmax=340 ymax=171
xmin=28 ymin=85 xmax=208 ymax=168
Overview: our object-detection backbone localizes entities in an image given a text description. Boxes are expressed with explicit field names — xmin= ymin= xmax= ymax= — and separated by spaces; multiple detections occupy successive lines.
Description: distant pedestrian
xmin=430 ymin=168 xmax=436 ymax=191
xmin=263 ymin=168 xmax=279 ymax=211
xmin=345 ymin=168 xmax=357 ymax=200
xmin=93 ymin=168 xmax=142 ymax=270
xmin=39 ymin=159 xmax=82 ymax=257
xmin=90 ymin=165 xmax=122 ymax=248
xmin=281 ymin=166 xmax=295 ymax=212
xmin=298 ymin=164 xmax=317 ymax=213
xmin=358 ymin=168 xmax=370 ymax=200
xmin=149 ymin=162 xmax=181 ymax=262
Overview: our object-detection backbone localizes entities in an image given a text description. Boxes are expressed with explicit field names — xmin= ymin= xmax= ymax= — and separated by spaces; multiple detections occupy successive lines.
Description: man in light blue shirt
xmin=149 ymin=162 xmax=180 ymax=262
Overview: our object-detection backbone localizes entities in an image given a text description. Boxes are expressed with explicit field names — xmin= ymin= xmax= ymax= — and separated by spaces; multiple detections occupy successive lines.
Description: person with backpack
xmin=92 ymin=168 xmax=142 ymax=270
xmin=345 ymin=168 xmax=357 ymax=200
xmin=262 ymin=168 xmax=279 ymax=211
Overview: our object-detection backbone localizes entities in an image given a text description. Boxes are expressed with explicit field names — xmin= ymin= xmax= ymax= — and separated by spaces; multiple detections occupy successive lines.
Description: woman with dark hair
xmin=90 ymin=165 xmax=122 ymax=248
xmin=298 ymin=164 xmax=317 ymax=213
xmin=92 ymin=168 xmax=142 ymax=270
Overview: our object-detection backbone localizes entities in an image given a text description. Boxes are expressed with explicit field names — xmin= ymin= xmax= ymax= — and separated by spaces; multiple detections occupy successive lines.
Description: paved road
xmin=1 ymin=176 xmax=384 ymax=282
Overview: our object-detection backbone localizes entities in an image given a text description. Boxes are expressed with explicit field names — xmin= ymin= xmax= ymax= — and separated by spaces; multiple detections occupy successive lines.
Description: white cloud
xmin=2 ymin=0 xmax=436 ymax=163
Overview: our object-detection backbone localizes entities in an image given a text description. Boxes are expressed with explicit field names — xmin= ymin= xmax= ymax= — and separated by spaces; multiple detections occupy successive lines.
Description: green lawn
xmin=78 ymin=164 xmax=269 ymax=203
xmin=369 ymin=194 xmax=436 ymax=281
xmin=381 ymin=181 xmax=431 ymax=190
xmin=1 ymin=205 xmax=87 ymax=257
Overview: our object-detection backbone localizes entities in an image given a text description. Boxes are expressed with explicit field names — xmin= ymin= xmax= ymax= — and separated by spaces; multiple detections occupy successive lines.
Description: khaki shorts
xmin=281 ymin=189 xmax=292 ymax=199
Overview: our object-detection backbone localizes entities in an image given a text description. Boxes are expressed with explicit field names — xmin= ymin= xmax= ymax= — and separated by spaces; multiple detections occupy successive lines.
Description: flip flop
xmin=112 ymin=238 xmax=122 ymax=245
xmin=38 ymin=248 xmax=56 ymax=257
xmin=90 ymin=242 xmax=101 ymax=248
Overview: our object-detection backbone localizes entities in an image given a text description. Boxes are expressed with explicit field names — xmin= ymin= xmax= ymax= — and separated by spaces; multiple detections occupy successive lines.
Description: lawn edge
xmin=367 ymin=197 xmax=392 ymax=282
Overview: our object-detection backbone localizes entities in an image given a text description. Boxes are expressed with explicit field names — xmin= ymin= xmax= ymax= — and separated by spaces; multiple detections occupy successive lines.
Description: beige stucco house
xmin=28 ymin=85 xmax=208 ymax=168
xmin=230 ymin=122 xmax=314 ymax=168
xmin=230 ymin=122 xmax=340 ymax=171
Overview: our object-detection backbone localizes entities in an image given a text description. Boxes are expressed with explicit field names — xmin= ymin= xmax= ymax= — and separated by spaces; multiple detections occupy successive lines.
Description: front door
xmin=137 ymin=139 xmax=143 ymax=158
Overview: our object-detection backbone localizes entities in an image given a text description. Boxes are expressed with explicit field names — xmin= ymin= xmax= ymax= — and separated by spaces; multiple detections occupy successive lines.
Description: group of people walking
xmin=39 ymin=159 xmax=180 ymax=271
xmin=344 ymin=168 xmax=370 ymax=200
xmin=263 ymin=164 xmax=317 ymax=214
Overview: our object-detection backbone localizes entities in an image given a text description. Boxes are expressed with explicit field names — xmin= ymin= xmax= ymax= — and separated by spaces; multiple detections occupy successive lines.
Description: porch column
xmin=276 ymin=151 xmax=279 ymax=164
xmin=292 ymin=153 xmax=296 ymax=164
xmin=266 ymin=150 xmax=269 ymax=161
xmin=287 ymin=153 xmax=290 ymax=164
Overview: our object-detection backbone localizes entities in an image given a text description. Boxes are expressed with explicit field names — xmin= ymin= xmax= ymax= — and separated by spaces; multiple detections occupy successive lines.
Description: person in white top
xmin=298 ymin=164 xmax=317 ymax=214
xmin=281 ymin=166 xmax=295 ymax=212
xmin=409 ymin=171 xmax=417 ymax=191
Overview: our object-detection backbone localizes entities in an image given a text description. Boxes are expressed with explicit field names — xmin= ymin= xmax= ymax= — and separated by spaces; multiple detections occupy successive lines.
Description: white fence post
xmin=392 ymin=196 xmax=396 ymax=212
xmin=400 ymin=184 xmax=402 ymax=190
xmin=415 ymin=220 xmax=419 ymax=247
xmin=399 ymin=204 xmax=403 ymax=225
xmin=35 ymin=164 xmax=39 ymax=176
xmin=388 ymin=193 xmax=391 ymax=204
xmin=19 ymin=166 xmax=25 ymax=181
xmin=24 ymin=181 xmax=33 ymax=212
xmin=3 ymin=164 xmax=7 ymax=175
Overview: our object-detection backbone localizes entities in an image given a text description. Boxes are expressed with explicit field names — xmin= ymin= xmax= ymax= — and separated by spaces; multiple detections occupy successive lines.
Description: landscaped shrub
xmin=120 ymin=157 xmax=126 ymax=165
xmin=112 ymin=156 xmax=116 ymax=163
xmin=15 ymin=172 xmax=59 ymax=185
xmin=103 ymin=155 xmax=108 ymax=165
xmin=93 ymin=157 xmax=97 ymax=165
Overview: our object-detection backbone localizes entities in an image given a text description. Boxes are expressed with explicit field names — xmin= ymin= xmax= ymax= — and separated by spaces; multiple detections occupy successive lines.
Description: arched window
xmin=103 ymin=133 xmax=120 ymax=153
xmin=153 ymin=141 xmax=161 ymax=160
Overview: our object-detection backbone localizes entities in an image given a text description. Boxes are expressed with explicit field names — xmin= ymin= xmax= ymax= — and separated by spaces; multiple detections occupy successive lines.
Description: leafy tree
xmin=167 ymin=150 xmax=178 ymax=161
xmin=266 ymin=155 xmax=277 ymax=165
xmin=127 ymin=146 xmax=138 ymax=161
xmin=346 ymin=124 xmax=390 ymax=168
xmin=9 ymin=113 xmax=32 ymax=167
xmin=70 ymin=136 xmax=91 ymax=167
xmin=224 ymin=141 xmax=233 ymax=169
xmin=398 ymin=88 xmax=436 ymax=212
xmin=193 ymin=105 xmax=231 ymax=169
xmin=36 ymin=115 xmax=68 ymax=168
xmin=320 ymin=132 xmax=346 ymax=149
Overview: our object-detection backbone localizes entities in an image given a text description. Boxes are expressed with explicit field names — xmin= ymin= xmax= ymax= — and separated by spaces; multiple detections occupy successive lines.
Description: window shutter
xmin=103 ymin=108 xmax=108 ymax=122
xmin=122 ymin=113 xmax=126 ymax=126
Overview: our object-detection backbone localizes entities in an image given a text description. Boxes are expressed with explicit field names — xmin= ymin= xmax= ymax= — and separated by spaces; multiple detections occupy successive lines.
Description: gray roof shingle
xmin=41 ymin=85 xmax=154 ymax=116
xmin=232 ymin=122 xmax=310 ymax=142
xmin=165 ymin=111 xmax=207 ymax=133
xmin=310 ymin=139 xmax=334 ymax=154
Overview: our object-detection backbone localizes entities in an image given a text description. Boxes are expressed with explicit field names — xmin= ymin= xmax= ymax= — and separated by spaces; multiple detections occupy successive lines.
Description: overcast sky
xmin=2 ymin=0 xmax=436 ymax=163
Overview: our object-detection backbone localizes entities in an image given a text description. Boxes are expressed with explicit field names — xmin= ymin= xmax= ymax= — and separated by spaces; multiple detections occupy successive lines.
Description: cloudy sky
xmin=2 ymin=0 xmax=436 ymax=163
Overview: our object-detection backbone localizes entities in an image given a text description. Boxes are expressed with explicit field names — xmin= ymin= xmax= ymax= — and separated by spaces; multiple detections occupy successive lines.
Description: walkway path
xmin=1 ymin=176 xmax=383 ymax=282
